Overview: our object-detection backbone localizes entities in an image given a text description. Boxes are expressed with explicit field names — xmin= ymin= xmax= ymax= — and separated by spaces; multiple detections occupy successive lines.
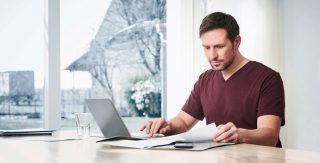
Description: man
xmin=140 ymin=12 xmax=285 ymax=147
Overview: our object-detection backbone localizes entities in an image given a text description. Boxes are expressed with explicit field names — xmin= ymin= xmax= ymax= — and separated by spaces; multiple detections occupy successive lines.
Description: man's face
xmin=201 ymin=28 xmax=236 ymax=71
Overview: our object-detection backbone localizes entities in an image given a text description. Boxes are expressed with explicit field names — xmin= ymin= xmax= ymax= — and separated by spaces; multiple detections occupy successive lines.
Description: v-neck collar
xmin=219 ymin=61 xmax=252 ymax=83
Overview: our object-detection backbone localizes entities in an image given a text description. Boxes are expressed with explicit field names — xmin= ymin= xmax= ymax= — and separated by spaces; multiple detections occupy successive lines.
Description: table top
xmin=0 ymin=130 xmax=319 ymax=163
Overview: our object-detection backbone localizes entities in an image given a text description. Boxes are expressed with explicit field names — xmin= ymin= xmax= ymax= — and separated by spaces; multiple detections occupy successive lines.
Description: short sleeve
xmin=257 ymin=72 xmax=285 ymax=126
xmin=181 ymin=74 xmax=205 ymax=120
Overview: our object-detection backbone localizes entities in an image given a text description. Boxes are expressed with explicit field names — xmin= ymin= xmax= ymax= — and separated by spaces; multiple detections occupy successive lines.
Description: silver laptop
xmin=85 ymin=99 xmax=151 ymax=141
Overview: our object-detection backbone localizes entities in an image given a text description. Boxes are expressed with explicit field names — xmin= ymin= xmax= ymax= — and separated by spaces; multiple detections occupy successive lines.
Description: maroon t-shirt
xmin=182 ymin=61 xmax=285 ymax=147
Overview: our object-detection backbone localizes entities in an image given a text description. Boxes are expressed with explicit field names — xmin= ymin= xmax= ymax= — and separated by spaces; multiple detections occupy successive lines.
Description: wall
xmin=283 ymin=0 xmax=320 ymax=151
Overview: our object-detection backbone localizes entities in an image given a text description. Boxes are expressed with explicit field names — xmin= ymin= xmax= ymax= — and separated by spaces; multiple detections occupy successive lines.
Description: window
xmin=0 ymin=0 xmax=45 ymax=129
xmin=60 ymin=0 xmax=166 ymax=131
xmin=0 ymin=0 xmax=166 ymax=131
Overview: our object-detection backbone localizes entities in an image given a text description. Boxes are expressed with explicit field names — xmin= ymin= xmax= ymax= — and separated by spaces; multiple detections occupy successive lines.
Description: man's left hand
xmin=213 ymin=122 xmax=239 ymax=143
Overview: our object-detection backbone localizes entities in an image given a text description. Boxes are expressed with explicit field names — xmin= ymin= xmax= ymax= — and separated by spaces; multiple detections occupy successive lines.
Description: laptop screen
xmin=85 ymin=99 xmax=131 ymax=139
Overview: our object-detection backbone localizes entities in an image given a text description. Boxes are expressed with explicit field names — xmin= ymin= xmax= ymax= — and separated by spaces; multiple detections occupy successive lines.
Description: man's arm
xmin=140 ymin=111 xmax=198 ymax=136
xmin=166 ymin=111 xmax=199 ymax=135
xmin=239 ymin=115 xmax=282 ymax=146
xmin=213 ymin=115 xmax=281 ymax=146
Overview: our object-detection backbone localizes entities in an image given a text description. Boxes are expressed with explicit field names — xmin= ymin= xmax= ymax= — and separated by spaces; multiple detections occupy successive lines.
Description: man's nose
xmin=209 ymin=48 xmax=218 ymax=60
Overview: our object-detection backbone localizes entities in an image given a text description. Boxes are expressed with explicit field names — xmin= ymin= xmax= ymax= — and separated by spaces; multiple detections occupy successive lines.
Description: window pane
xmin=0 ymin=0 xmax=44 ymax=129
xmin=61 ymin=0 xmax=166 ymax=132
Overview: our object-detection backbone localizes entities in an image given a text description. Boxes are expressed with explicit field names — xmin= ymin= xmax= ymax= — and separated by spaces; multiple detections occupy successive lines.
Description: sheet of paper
xmin=100 ymin=123 xmax=218 ymax=149
xmin=100 ymin=139 xmax=176 ymax=148
xmin=156 ymin=123 xmax=217 ymax=142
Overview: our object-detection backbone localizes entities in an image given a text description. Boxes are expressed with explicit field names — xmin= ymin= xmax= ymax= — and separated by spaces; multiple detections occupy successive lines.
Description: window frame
xmin=44 ymin=0 xmax=60 ymax=130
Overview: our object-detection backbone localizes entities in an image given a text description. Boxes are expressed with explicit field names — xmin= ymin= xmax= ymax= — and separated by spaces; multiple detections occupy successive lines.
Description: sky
xmin=0 ymin=0 xmax=111 ymax=89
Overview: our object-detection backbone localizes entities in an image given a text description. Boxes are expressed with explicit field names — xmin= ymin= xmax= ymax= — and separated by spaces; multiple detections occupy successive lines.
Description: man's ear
xmin=233 ymin=35 xmax=241 ymax=49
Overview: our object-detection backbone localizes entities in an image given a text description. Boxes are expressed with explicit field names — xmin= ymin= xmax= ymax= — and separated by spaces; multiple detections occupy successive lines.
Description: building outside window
xmin=0 ymin=0 xmax=45 ymax=129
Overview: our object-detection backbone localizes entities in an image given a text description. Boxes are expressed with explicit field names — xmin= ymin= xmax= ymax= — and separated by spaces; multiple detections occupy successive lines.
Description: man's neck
xmin=221 ymin=52 xmax=249 ymax=80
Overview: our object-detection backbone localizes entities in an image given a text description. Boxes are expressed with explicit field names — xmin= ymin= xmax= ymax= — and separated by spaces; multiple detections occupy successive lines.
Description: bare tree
xmin=70 ymin=0 xmax=166 ymax=105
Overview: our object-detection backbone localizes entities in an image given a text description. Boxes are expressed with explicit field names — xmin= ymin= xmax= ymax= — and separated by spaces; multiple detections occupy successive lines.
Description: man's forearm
xmin=163 ymin=111 xmax=198 ymax=135
xmin=238 ymin=128 xmax=279 ymax=146
xmin=166 ymin=116 xmax=189 ymax=135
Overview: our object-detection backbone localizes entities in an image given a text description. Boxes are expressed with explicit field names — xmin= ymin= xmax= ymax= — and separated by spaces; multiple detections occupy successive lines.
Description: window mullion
xmin=44 ymin=0 xmax=60 ymax=130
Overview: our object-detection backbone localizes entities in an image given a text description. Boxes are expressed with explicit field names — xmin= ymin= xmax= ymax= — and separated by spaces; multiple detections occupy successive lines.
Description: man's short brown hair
xmin=199 ymin=12 xmax=239 ymax=42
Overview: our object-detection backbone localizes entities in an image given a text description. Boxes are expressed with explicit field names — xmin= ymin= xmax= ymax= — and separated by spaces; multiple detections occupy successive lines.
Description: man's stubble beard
xmin=211 ymin=50 xmax=235 ymax=71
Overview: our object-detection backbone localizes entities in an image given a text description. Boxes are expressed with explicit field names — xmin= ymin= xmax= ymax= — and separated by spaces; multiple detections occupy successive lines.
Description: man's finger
xmin=152 ymin=120 xmax=165 ymax=136
xmin=149 ymin=120 xmax=159 ymax=136
xmin=159 ymin=125 xmax=170 ymax=135
xmin=140 ymin=125 xmax=146 ymax=131
xmin=214 ymin=125 xmax=228 ymax=138
xmin=220 ymin=133 xmax=237 ymax=143
xmin=145 ymin=121 xmax=152 ymax=134
xmin=225 ymin=122 xmax=235 ymax=129
xmin=217 ymin=124 xmax=223 ymax=129
xmin=214 ymin=130 xmax=232 ymax=142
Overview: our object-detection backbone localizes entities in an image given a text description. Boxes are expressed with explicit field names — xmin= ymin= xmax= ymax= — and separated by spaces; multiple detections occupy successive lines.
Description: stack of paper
xmin=99 ymin=123 xmax=234 ymax=150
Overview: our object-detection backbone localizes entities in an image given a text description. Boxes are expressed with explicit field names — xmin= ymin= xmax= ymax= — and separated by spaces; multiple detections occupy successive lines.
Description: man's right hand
xmin=140 ymin=118 xmax=172 ymax=137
